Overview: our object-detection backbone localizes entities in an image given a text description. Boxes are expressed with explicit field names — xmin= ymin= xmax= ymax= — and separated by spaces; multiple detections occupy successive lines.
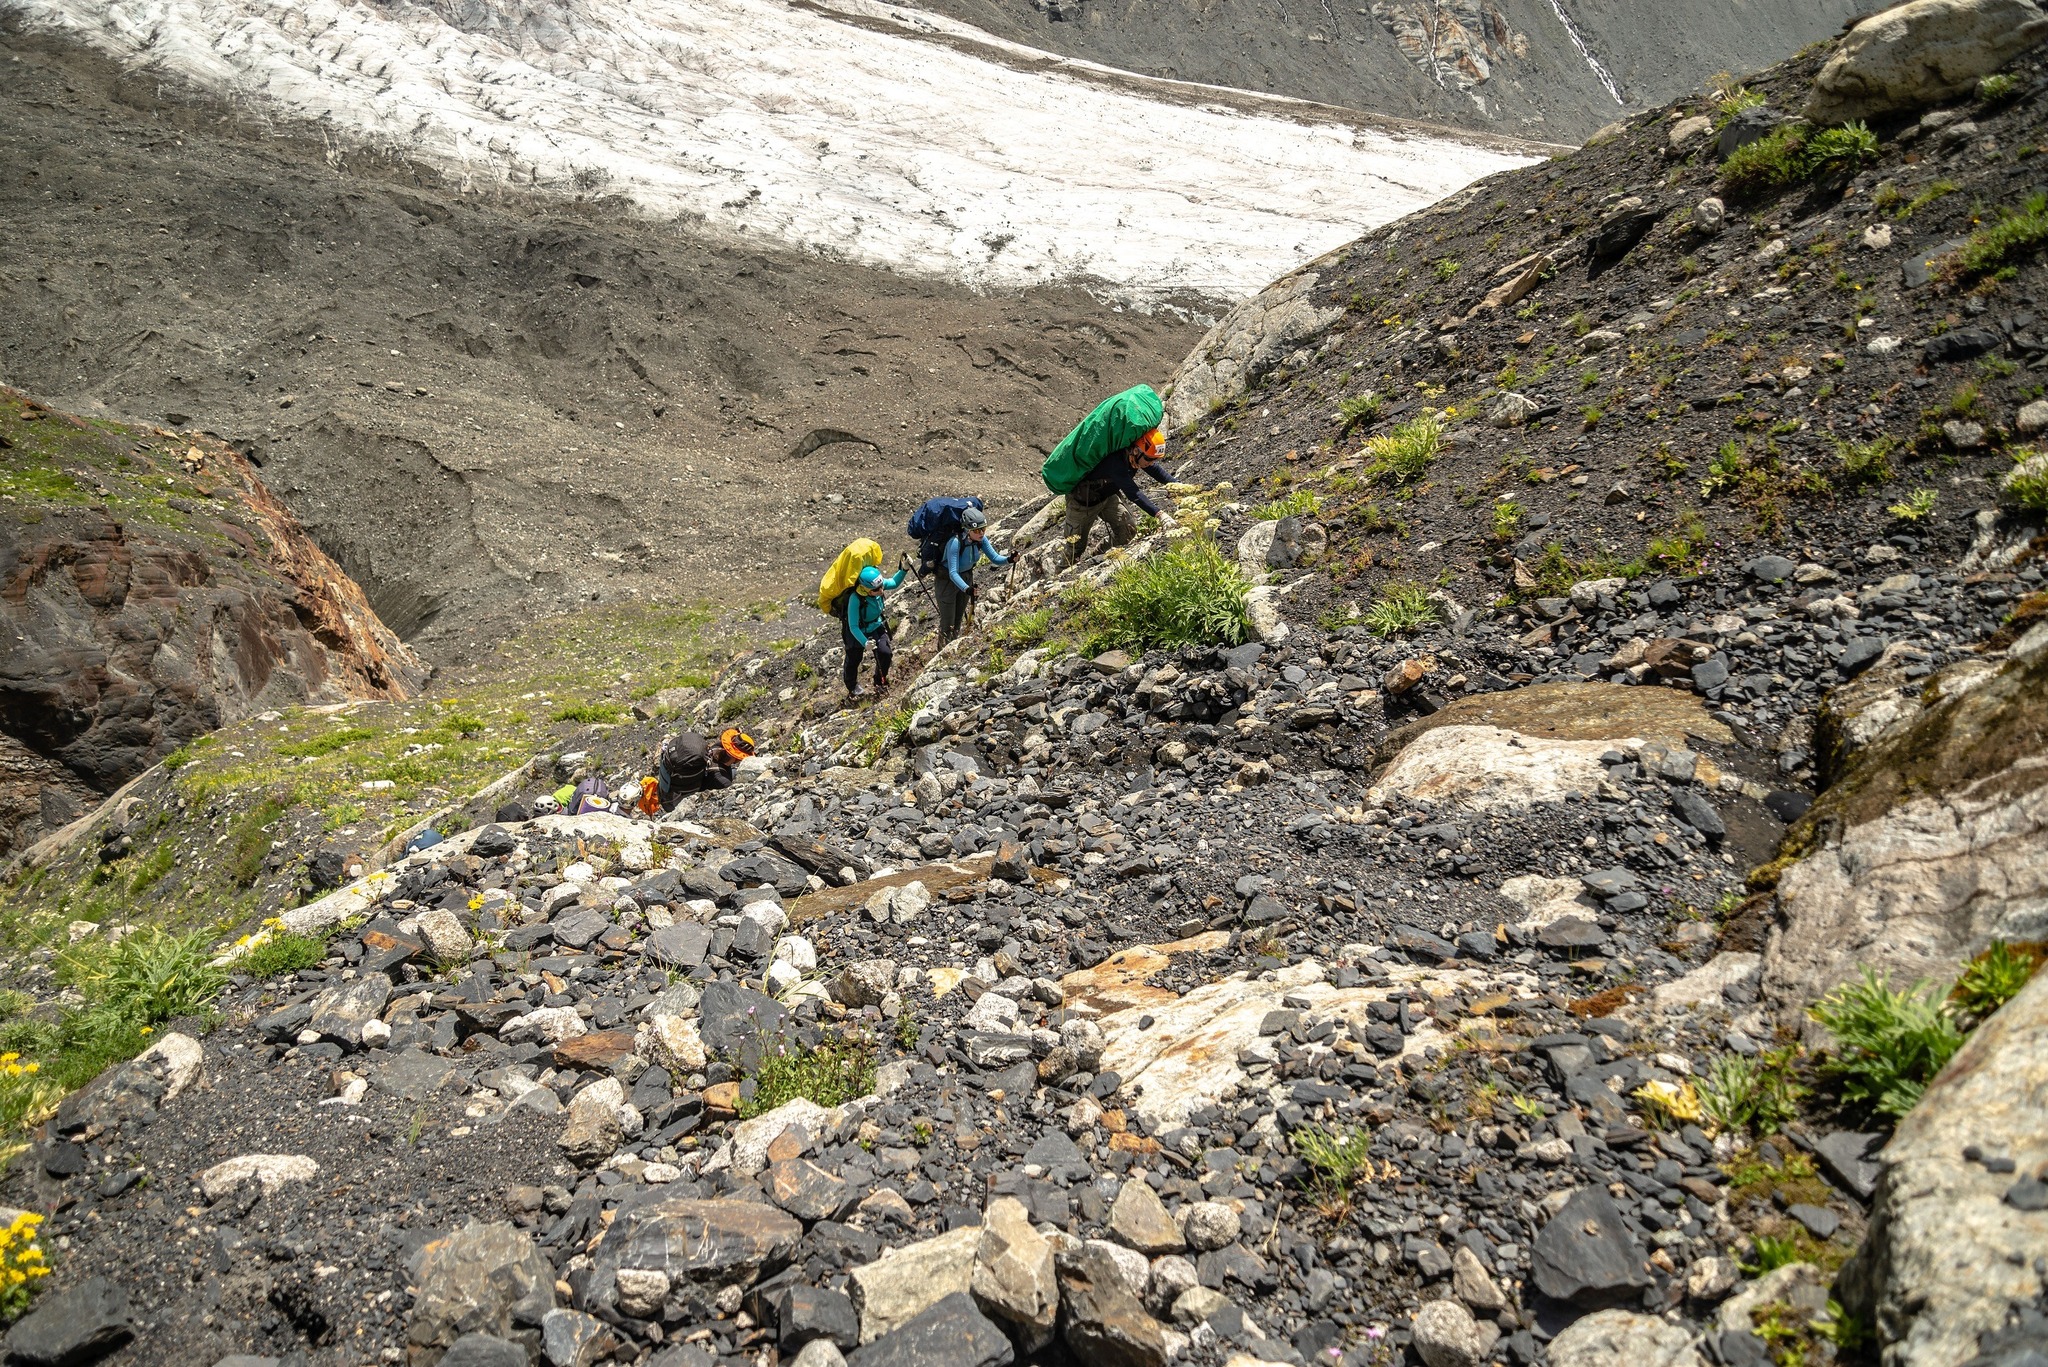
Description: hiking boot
xmin=874 ymin=677 xmax=891 ymax=694
xmin=846 ymin=685 xmax=868 ymax=701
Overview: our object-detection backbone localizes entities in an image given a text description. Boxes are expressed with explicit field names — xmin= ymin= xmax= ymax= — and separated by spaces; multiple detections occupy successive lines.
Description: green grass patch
xmin=1698 ymin=1047 xmax=1803 ymax=1135
xmin=1834 ymin=435 xmax=1895 ymax=488
xmin=551 ymin=701 xmax=627 ymax=725
xmin=1810 ymin=969 xmax=1965 ymax=1120
xmin=237 ymin=930 xmax=330 ymax=979
xmin=227 ymin=798 xmax=287 ymax=889
xmin=1887 ymin=488 xmax=1938 ymax=523
xmin=1361 ymin=580 xmax=1439 ymax=637
xmin=1251 ymin=489 xmax=1322 ymax=521
xmin=1336 ymin=392 xmax=1384 ymax=434
xmin=1085 ymin=538 xmax=1251 ymax=654
xmin=274 ymin=726 xmax=378 ymax=759
xmin=1949 ymin=940 xmax=2042 ymax=1025
xmin=1363 ymin=415 xmax=1442 ymax=486
xmin=1721 ymin=122 xmax=1877 ymax=200
xmin=739 ymin=1035 xmax=876 ymax=1118
xmin=1941 ymin=192 xmax=2048 ymax=284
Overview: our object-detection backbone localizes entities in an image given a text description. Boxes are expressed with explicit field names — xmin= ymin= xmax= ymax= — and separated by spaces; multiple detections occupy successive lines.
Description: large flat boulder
xmin=1839 ymin=968 xmax=2048 ymax=1366
xmin=1096 ymin=959 xmax=1523 ymax=1127
xmin=1761 ymin=627 xmax=2048 ymax=1032
xmin=1805 ymin=0 xmax=2048 ymax=125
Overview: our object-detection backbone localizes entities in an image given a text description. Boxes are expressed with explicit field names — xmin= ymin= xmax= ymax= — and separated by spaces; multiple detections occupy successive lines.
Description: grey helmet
xmin=960 ymin=506 xmax=988 ymax=530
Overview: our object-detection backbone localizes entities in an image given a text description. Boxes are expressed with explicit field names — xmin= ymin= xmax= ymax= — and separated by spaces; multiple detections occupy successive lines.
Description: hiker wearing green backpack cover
xmin=1039 ymin=383 xmax=1176 ymax=560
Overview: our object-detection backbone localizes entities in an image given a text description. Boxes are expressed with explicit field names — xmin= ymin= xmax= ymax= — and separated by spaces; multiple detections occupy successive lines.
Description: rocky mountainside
xmin=894 ymin=0 xmax=1871 ymax=142
xmin=0 ymin=387 xmax=424 ymax=859
xmin=1 ymin=5 xmax=2047 ymax=1367
xmin=0 ymin=27 xmax=1200 ymax=663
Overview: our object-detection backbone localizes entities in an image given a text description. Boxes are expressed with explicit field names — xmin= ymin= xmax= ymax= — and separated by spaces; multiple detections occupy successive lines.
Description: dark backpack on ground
xmin=907 ymin=496 xmax=985 ymax=575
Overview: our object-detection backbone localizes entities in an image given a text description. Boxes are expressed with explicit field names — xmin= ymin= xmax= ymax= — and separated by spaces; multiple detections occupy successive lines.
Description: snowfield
xmin=12 ymin=0 xmax=1538 ymax=299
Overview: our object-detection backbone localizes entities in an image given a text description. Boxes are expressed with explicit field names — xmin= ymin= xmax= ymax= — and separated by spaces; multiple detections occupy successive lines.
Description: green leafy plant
xmin=1978 ymin=73 xmax=2020 ymax=106
xmin=275 ymin=726 xmax=377 ymax=759
xmin=1716 ymin=83 xmax=1765 ymax=120
xmin=2005 ymin=451 xmax=2048 ymax=512
xmin=1721 ymin=125 xmax=1809 ymax=198
xmin=1834 ymin=435 xmax=1895 ymax=487
xmin=1362 ymin=580 xmax=1439 ymax=637
xmin=894 ymin=1012 xmax=920 ymax=1051
xmin=1490 ymin=501 xmax=1523 ymax=542
xmin=1887 ymin=487 xmax=1938 ymax=522
xmin=1810 ymin=969 xmax=1965 ymax=1119
xmin=740 ymin=1036 xmax=877 ymax=1118
xmin=1293 ymin=1123 xmax=1375 ymax=1215
xmin=1252 ymin=489 xmax=1323 ymax=521
xmin=1897 ymin=179 xmax=1959 ymax=220
xmin=1088 ymin=538 xmax=1251 ymax=653
xmin=237 ymin=931 xmax=329 ymax=979
xmin=1805 ymin=121 xmax=1880 ymax=177
xmin=1698 ymin=1047 xmax=1803 ymax=1135
xmin=1336 ymin=392 xmax=1384 ymax=434
xmin=1742 ymin=1234 xmax=1804 ymax=1276
xmin=719 ymin=686 xmax=766 ymax=724
xmin=0 ymin=1211 xmax=52 ymax=1320
xmin=1949 ymin=941 xmax=2042 ymax=1024
xmin=1363 ymin=415 xmax=1442 ymax=485
xmin=1433 ymin=257 xmax=1462 ymax=282
xmin=1941 ymin=192 xmax=2048 ymax=284
xmin=552 ymin=701 xmax=627 ymax=725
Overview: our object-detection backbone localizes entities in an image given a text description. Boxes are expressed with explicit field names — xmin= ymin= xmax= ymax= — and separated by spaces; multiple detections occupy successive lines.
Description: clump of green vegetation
xmin=1721 ymin=125 xmax=1809 ymax=197
xmin=1362 ymin=580 xmax=1439 ymax=637
xmin=1941 ymin=192 xmax=2048 ymax=284
xmin=1293 ymin=1123 xmax=1375 ymax=1215
xmin=718 ymin=686 xmax=765 ymax=724
xmin=1337 ymin=392 xmax=1384 ymax=434
xmin=1722 ymin=121 xmax=1879 ymax=200
xmin=1834 ymin=435 xmax=1895 ymax=488
xmin=0 ymin=928 xmax=229 ymax=1143
xmin=2004 ymin=451 xmax=2048 ymax=512
xmin=740 ymin=1035 xmax=876 ymax=1118
xmin=1716 ymin=83 xmax=1765 ymax=121
xmin=1490 ymin=501 xmax=1524 ymax=542
xmin=1252 ymin=489 xmax=1323 ymax=521
xmin=1698 ymin=1048 xmax=1803 ymax=1135
xmin=1949 ymin=940 xmax=2042 ymax=1026
xmin=1887 ymin=488 xmax=1938 ymax=522
xmin=1897 ymin=179 xmax=1959 ymax=220
xmin=1363 ymin=415 xmax=1442 ymax=485
xmin=1810 ymin=969 xmax=1965 ymax=1119
xmin=1977 ymin=72 xmax=2020 ymax=106
xmin=237 ymin=930 xmax=330 ymax=979
xmin=1433 ymin=257 xmax=1461 ymax=282
xmin=989 ymin=608 xmax=1053 ymax=650
xmin=1804 ymin=121 xmax=1880 ymax=178
xmin=552 ymin=701 xmax=627 ymax=725
xmin=1742 ymin=1233 xmax=1804 ymax=1276
xmin=228 ymin=798 xmax=287 ymax=889
xmin=1087 ymin=538 xmax=1251 ymax=652
xmin=275 ymin=726 xmax=378 ymax=759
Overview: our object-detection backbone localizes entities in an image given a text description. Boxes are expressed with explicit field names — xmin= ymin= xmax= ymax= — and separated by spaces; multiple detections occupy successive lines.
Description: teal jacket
xmin=845 ymin=569 xmax=905 ymax=645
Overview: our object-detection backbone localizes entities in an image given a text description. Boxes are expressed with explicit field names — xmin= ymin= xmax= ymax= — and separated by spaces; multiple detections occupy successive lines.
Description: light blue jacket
xmin=943 ymin=534 xmax=1008 ymax=592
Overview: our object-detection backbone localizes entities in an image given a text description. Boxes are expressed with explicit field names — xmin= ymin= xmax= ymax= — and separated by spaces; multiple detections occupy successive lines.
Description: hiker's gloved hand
xmin=1156 ymin=510 xmax=1178 ymax=531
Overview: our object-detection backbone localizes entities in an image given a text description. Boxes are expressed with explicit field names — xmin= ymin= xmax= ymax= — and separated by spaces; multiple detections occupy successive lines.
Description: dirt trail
xmin=0 ymin=28 xmax=1199 ymax=665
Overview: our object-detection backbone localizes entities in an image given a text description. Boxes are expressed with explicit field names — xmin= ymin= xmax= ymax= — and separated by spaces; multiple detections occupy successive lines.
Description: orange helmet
xmin=1135 ymin=428 xmax=1165 ymax=462
xmin=719 ymin=728 xmax=757 ymax=763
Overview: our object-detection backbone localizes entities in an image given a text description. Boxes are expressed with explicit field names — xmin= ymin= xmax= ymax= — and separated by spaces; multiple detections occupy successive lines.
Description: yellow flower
xmin=139 ymin=1027 xmax=152 ymax=1035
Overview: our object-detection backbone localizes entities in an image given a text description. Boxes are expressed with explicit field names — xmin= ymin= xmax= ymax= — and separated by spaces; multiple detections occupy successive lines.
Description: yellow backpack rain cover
xmin=817 ymin=539 xmax=883 ymax=614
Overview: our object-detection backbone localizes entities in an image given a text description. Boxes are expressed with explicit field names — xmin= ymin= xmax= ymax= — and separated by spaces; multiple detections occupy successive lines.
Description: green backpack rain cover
xmin=1040 ymin=384 xmax=1165 ymax=495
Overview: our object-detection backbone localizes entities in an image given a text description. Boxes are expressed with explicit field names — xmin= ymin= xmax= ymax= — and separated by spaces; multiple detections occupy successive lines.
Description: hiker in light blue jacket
xmin=937 ymin=506 xmax=1007 ymax=646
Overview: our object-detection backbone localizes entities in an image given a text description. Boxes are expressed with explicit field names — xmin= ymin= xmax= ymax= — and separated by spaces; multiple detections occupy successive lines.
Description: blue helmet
xmin=857 ymin=566 xmax=884 ymax=590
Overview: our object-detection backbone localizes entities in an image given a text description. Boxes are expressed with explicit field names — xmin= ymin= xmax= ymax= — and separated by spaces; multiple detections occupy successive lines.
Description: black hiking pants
xmin=842 ymin=621 xmax=892 ymax=692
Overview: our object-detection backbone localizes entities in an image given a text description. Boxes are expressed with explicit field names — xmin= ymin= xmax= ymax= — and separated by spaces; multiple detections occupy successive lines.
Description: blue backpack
xmin=907 ymin=496 xmax=984 ymax=574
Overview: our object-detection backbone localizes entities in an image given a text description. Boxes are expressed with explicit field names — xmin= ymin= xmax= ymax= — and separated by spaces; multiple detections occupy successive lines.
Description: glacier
xmin=10 ymin=0 xmax=1541 ymax=299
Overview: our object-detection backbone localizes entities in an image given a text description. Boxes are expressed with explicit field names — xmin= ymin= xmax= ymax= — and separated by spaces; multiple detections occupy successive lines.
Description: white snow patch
xmin=15 ymin=0 xmax=1537 ymax=297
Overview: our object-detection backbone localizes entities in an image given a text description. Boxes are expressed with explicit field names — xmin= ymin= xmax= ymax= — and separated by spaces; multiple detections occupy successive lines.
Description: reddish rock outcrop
xmin=0 ymin=387 xmax=425 ymax=853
